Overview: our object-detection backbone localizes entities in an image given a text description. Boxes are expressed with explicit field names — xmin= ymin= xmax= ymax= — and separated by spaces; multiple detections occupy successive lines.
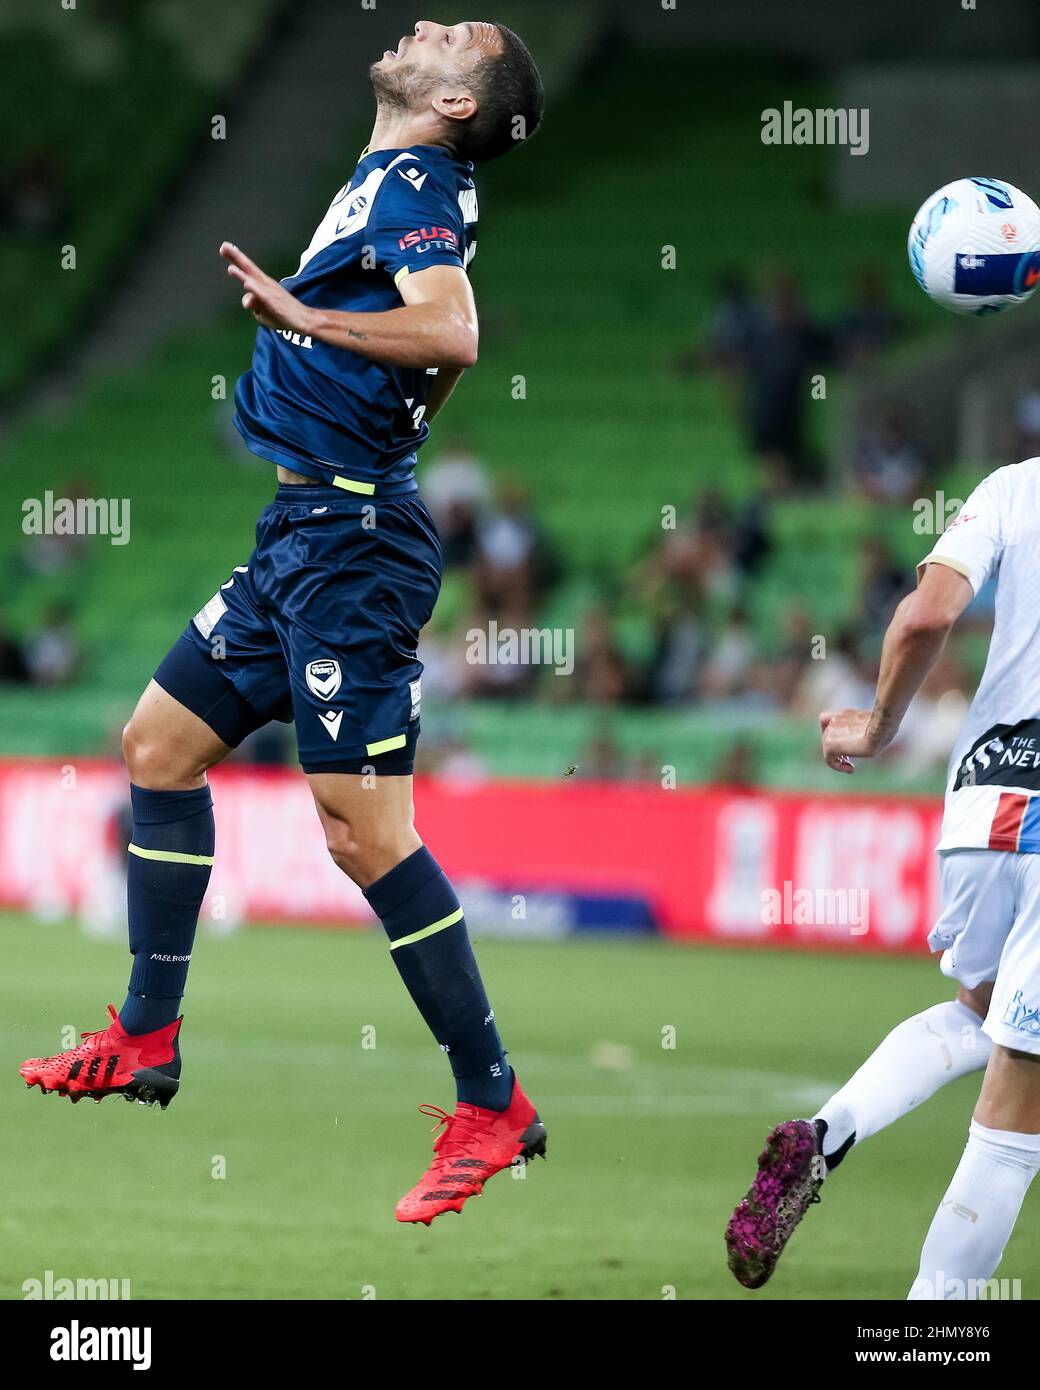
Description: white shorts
xmin=930 ymin=849 xmax=1040 ymax=1055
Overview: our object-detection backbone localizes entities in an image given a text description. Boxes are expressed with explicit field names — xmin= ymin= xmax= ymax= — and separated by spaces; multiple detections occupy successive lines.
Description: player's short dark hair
xmin=454 ymin=24 xmax=544 ymax=163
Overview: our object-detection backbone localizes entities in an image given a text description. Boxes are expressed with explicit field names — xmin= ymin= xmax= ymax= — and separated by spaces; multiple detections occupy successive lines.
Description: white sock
xmin=908 ymin=1121 xmax=1040 ymax=1299
xmin=814 ymin=1000 xmax=989 ymax=1166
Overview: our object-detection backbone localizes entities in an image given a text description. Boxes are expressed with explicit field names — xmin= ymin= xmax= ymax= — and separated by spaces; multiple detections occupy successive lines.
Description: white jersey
xmin=919 ymin=458 xmax=1040 ymax=853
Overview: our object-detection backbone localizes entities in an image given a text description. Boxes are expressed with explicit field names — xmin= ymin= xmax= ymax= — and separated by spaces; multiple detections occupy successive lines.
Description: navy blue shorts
xmin=155 ymin=483 xmax=442 ymax=774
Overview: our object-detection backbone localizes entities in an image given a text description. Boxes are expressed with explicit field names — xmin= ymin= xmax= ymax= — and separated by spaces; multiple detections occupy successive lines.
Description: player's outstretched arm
xmin=820 ymin=560 xmax=973 ymax=773
xmin=220 ymin=243 xmax=478 ymax=370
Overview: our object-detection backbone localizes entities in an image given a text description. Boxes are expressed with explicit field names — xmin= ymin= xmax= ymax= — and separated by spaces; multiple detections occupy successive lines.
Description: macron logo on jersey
xmin=399 ymin=166 xmax=428 ymax=192
xmin=319 ymin=710 xmax=343 ymax=742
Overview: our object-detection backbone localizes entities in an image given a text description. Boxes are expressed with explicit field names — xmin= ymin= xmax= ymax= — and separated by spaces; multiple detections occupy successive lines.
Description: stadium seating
xmin=0 ymin=47 xmax=975 ymax=787
xmin=0 ymin=4 xmax=277 ymax=403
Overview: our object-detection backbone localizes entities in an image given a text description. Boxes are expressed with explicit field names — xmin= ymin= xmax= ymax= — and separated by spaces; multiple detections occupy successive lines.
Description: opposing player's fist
xmin=819 ymin=707 xmax=887 ymax=773
xmin=220 ymin=242 xmax=315 ymax=336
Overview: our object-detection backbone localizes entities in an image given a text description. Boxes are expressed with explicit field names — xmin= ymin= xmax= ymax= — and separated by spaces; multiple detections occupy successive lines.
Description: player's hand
xmin=220 ymin=242 xmax=315 ymax=335
xmin=819 ymin=708 xmax=889 ymax=774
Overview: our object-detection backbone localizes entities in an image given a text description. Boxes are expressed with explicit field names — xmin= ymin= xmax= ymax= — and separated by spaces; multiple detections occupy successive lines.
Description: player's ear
xmin=432 ymin=88 xmax=478 ymax=126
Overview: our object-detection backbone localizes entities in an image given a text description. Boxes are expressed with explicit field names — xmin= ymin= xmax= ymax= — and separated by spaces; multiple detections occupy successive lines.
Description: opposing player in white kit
xmin=727 ymin=458 xmax=1040 ymax=1296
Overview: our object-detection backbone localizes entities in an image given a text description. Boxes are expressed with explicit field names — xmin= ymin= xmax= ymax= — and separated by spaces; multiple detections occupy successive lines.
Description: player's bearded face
xmin=370 ymin=55 xmax=452 ymax=113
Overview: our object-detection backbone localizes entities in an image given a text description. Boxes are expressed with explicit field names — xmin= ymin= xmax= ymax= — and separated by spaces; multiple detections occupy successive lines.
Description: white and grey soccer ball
xmin=908 ymin=177 xmax=1040 ymax=315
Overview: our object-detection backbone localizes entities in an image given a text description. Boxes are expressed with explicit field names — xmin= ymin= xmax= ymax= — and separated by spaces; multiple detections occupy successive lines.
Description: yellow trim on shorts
xmin=331 ymin=475 xmax=376 ymax=496
xmin=365 ymin=733 xmax=408 ymax=756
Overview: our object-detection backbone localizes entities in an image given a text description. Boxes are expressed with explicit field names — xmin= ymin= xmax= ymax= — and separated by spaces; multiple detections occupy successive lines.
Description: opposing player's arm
xmin=820 ymin=561 xmax=974 ymax=772
xmin=220 ymin=244 xmax=478 ymax=370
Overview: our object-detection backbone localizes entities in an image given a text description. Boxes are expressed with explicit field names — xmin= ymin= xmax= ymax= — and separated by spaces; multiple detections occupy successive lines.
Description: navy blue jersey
xmin=234 ymin=144 xmax=478 ymax=492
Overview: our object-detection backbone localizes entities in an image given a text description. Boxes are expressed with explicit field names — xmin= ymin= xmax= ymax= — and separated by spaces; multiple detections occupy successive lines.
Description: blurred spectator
xmin=461 ymin=600 xmax=538 ymax=698
xmin=713 ymin=738 xmax=760 ymax=788
xmin=234 ymin=723 xmax=293 ymax=766
xmin=959 ymin=573 xmax=997 ymax=633
xmin=649 ymin=590 xmax=708 ymax=704
xmin=576 ymin=731 xmax=627 ymax=781
xmin=24 ymin=603 xmax=83 ymax=687
xmin=420 ymin=432 xmax=490 ymax=570
xmin=679 ymin=270 xmax=764 ymax=381
xmin=855 ymin=536 xmax=909 ymax=638
xmin=680 ymin=486 xmax=775 ymax=582
xmin=766 ymin=604 xmax=816 ymax=710
xmin=20 ymin=475 xmax=95 ymax=577
xmin=416 ymin=731 xmax=489 ymax=784
xmin=630 ymin=751 xmax=665 ymax=783
xmin=0 ymin=612 xmax=30 ymax=684
xmin=852 ymin=408 xmax=926 ymax=503
xmin=789 ymin=625 xmax=876 ymax=719
xmin=417 ymin=621 xmax=470 ymax=701
xmin=892 ymin=648 xmax=970 ymax=775
xmin=837 ymin=267 xmax=904 ymax=364
xmin=680 ymin=271 xmax=832 ymax=488
xmin=0 ymin=148 xmax=69 ymax=237
xmin=699 ymin=603 xmax=757 ymax=702
xmin=728 ymin=491 xmax=774 ymax=579
xmin=569 ymin=606 xmax=636 ymax=704
xmin=634 ymin=501 xmax=738 ymax=610
xmin=473 ymin=479 xmax=557 ymax=618
xmin=740 ymin=272 xmax=834 ymax=489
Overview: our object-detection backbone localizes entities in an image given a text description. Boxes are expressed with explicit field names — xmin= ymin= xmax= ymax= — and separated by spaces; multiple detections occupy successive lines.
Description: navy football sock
xmin=364 ymin=846 xmax=513 ymax=1111
xmin=118 ymin=784 xmax=214 ymax=1036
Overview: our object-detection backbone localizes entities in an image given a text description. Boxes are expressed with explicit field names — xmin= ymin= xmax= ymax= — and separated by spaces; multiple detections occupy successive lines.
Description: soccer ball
xmin=907 ymin=177 xmax=1040 ymax=315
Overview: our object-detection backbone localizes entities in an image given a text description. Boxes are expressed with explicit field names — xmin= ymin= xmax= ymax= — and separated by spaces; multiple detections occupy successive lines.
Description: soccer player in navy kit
xmin=21 ymin=20 xmax=546 ymax=1226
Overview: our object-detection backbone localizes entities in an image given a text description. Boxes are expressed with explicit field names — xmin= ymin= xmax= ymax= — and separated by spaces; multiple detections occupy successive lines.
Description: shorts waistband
xmin=273 ymin=478 xmax=419 ymax=505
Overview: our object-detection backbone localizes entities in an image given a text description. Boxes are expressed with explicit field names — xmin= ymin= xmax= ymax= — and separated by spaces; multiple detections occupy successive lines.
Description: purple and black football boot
xmin=725 ymin=1119 xmax=825 ymax=1289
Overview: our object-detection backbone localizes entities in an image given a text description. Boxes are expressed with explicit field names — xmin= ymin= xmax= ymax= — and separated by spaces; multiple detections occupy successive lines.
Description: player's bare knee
xmin=122 ymin=715 xmax=206 ymax=790
xmin=323 ymin=822 xmax=380 ymax=883
xmin=122 ymin=717 xmax=156 ymax=784
xmin=322 ymin=818 xmax=413 ymax=887
xmin=323 ymin=819 xmax=364 ymax=879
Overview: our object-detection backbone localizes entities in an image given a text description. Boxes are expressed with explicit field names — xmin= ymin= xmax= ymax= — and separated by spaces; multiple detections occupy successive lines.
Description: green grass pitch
xmin=2 ymin=912 xmax=1036 ymax=1301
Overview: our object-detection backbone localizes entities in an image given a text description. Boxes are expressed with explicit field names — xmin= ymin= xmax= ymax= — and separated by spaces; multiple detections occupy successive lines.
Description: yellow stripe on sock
xmin=389 ymin=907 xmax=464 ymax=951
xmin=128 ymin=844 xmax=215 ymax=867
xmin=365 ymin=733 xmax=408 ymax=756
xmin=331 ymin=475 xmax=376 ymax=495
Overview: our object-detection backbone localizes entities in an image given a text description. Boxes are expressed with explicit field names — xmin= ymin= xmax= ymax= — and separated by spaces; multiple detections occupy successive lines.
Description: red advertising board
xmin=0 ymin=759 xmax=943 ymax=951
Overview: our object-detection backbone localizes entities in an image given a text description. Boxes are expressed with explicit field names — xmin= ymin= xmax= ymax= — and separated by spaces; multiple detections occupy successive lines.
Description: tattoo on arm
xmin=347 ymin=328 xmax=368 ymax=343
xmin=869 ymin=702 xmax=895 ymax=737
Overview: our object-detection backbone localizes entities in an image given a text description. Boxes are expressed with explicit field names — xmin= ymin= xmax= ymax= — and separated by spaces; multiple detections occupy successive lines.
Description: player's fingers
xmin=219 ymin=241 xmax=247 ymax=268
xmin=219 ymin=240 xmax=252 ymax=269
xmin=223 ymin=243 xmax=265 ymax=282
xmin=818 ymin=709 xmax=833 ymax=733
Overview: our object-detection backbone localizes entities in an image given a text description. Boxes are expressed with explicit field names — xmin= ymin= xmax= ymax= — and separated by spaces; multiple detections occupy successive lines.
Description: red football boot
xmin=19 ymin=1005 xmax=182 ymax=1109
xmin=396 ymin=1074 xmax=547 ymax=1225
